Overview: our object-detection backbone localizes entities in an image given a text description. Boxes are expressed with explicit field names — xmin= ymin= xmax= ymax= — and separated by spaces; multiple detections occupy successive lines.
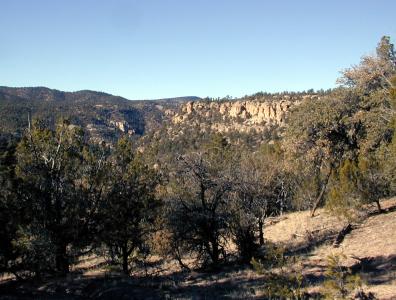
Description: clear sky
xmin=1 ymin=0 xmax=395 ymax=100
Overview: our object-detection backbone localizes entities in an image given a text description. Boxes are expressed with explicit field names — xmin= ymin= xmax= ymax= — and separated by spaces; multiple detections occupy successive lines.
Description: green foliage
xmin=327 ymin=160 xmax=361 ymax=220
xmin=251 ymin=247 xmax=306 ymax=299
xmin=338 ymin=36 xmax=395 ymax=92
xmin=11 ymin=227 xmax=57 ymax=277
xmin=13 ymin=119 xmax=95 ymax=274
xmin=327 ymin=154 xmax=391 ymax=218
xmin=1 ymin=122 xmax=162 ymax=276
xmin=285 ymin=36 xmax=396 ymax=215
xmin=0 ymin=87 xmax=170 ymax=143
xmin=0 ymin=135 xmax=27 ymax=275
xmin=322 ymin=254 xmax=366 ymax=300
xmin=285 ymin=95 xmax=357 ymax=165
xmin=381 ymin=127 xmax=396 ymax=192
xmin=285 ymin=97 xmax=352 ymax=215
xmin=390 ymin=75 xmax=396 ymax=103
xmin=99 ymin=136 xmax=161 ymax=274
xmin=383 ymin=75 xmax=396 ymax=192
xmin=376 ymin=36 xmax=395 ymax=66
xmin=252 ymin=243 xmax=287 ymax=269
xmin=260 ymin=272 xmax=305 ymax=299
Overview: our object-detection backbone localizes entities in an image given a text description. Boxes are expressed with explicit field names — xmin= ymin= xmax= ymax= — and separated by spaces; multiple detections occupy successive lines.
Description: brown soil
xmin=1 ymin=198 xmax=395 ymax=299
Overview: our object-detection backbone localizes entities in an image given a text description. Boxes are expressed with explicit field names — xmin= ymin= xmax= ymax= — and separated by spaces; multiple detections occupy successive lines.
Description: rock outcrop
xmin=109 ymin=120 xmax=135 ymax=135
xmin=171 ymin=98 xmax=303 ymax=133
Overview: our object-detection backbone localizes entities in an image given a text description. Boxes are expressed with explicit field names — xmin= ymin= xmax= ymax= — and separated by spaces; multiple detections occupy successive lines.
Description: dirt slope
xmin=264 ymin=198 xmax=396 ymax=299
xmin=1 ymin=198 xmax=395 ymax=299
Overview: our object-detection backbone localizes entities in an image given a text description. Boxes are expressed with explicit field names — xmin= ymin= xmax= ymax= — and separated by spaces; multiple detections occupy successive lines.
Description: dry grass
xmin=264 ymin=207 xmax=347 ymax=249
xmin=1 ymin=198 xmax=395 ymax=299
xmin=264 ymin=197 xmax=396 ymax=300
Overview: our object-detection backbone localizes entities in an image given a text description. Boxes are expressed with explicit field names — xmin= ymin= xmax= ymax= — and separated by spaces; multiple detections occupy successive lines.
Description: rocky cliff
xmin=169 ymin=97 xmax=312 ymax=134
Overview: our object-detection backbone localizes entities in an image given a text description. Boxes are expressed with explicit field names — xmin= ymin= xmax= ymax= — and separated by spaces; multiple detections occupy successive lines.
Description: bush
xmin=322 ymin=253 xmax=375 ymax=300
xmin=251 ymin=245 xmax=306 ymax=299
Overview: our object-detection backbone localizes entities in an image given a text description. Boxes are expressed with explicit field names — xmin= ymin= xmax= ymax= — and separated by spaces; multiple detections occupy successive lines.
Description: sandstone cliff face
xmin=109 ymin=120 xmax=135 ymax=135
xmin=171 ymin=98 xmax=302 ymax=134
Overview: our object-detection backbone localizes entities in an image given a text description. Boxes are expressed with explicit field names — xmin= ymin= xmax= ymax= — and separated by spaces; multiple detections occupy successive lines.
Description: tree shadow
xmin=284 ymin=229 xmax=338 ymax=257
xmin=0 ymin=254 xmax=394 ymax=299
xmin=298 ymin=254 xmax=396 ymax=288
xmin=350 ymin=254 xmax=396 ymax=286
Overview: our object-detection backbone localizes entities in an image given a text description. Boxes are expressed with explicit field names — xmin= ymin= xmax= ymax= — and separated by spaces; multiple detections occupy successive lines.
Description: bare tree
xmin=229 ymin=148 xmax=293 ymax=262
xmin=167 ymin=151 xmax=232 ymax=268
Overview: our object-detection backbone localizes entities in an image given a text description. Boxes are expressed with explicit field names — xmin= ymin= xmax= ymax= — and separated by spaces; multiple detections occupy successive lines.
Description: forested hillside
xmin=0 ymin=86 xmax=200 ymax=142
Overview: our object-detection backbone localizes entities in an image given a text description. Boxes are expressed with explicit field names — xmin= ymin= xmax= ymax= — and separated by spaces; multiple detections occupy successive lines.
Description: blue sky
xmin=1 ymin=0 xmax=395 ymax=99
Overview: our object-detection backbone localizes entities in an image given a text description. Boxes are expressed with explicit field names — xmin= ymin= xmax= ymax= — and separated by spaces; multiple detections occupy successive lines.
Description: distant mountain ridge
xmin=0 ymin=86 xmax=324 ymax=147
xmin=0 ymin=86 xmax=201 ymax=142
xmin=0 ymin=86 xmax=200 ymax=103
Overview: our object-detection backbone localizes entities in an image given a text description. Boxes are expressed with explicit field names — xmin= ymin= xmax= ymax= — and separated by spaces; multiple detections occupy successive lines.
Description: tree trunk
xmin=212 ymin=244 xmax=219 ymax=266
xmin=122 ymin=244 xmax=129 ymax=275
xmin=258 ymin=219 xmax=264 ymax=246
xmin=375 ymin=200 xmax=382 ymax=213
xmin=311 ymin=168 xmax=332 ymax=217
xmin=333 ymin=224 xmax=352 ymax=247
xmin=175 ymin=246 xmax=191 ymax=271
xmin=55 ymin=243 xmax=69 ymax=274
xmin=209 ymin=238 xmax=220 ymax=267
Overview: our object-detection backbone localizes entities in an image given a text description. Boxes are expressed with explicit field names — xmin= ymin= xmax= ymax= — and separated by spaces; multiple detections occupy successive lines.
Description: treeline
xmin=0 ymin=36 xmax=395 ymax=278
xmin=0 ymin=88 xmax=155 ymax=142
xmin=201 ymin=88 xmax=332 ymax=102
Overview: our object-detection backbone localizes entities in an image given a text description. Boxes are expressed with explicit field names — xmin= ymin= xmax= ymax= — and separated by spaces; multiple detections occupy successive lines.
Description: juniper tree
xmin=284 ymin=95 xmax=360 ymax=217
xmin=15 ymin=119 xmax=107 ymax=274
xmin=99 ymin=137 xmax=161 ymax=275
xmin=0 ymin=135 xmax=26 ymax=276
xmin=327 ymin=36 xmax=396 ymax=213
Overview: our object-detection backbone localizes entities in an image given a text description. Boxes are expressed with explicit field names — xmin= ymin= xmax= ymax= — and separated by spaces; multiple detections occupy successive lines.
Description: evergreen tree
xmin=99 ymin=137 xmax=161 ymax=275
xmin=0 ymin=135 xmax=26 ymax=276
xmin=15 ymin=119 xmax=104 ymax=274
